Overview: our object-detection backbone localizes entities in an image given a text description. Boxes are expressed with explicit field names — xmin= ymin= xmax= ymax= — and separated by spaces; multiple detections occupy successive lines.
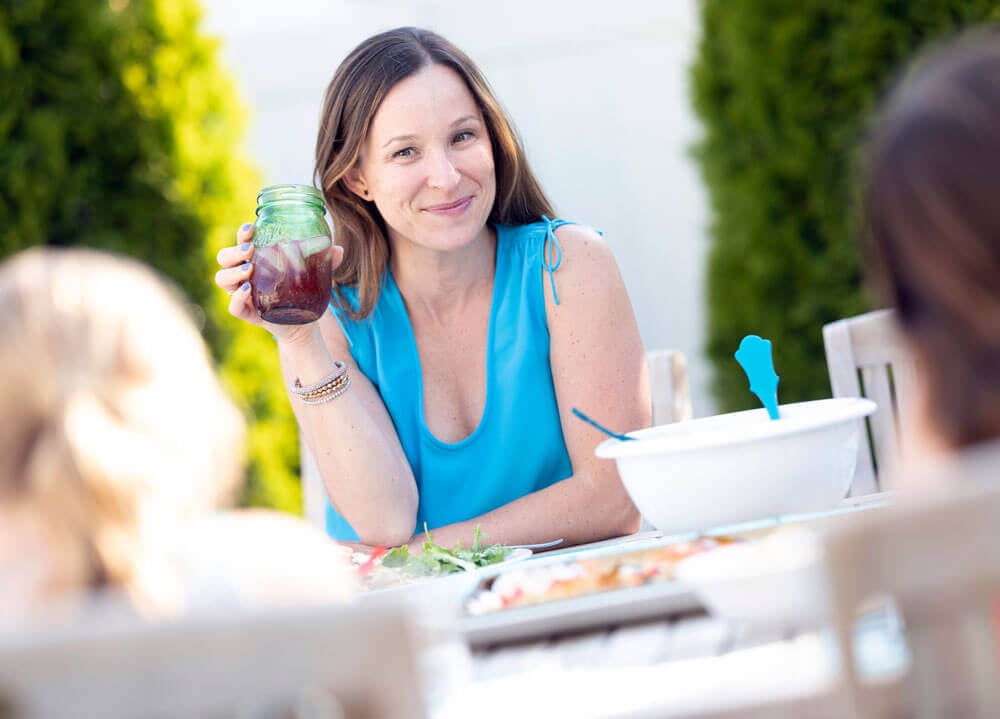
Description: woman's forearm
xmin=413 ymin=465 xmax=640 ymax=550
xmin=277 ymin=322 xmax=417 ymax=545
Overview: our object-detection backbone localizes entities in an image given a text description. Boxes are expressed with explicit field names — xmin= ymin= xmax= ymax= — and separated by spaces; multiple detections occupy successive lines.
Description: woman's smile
xmin=423 ymin=195 xmax=474 ymax=216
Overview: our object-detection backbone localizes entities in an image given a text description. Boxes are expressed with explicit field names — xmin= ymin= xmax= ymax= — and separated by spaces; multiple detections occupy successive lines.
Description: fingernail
xmin=240 ymin=261 xmax=251 ymax=271
xmin=241 ymin=282 xmax=250 ymax=292
xmin=240 ymin=242 xmax=251 ymax=252
xmin=241 ymin=223 xmax=252 ymax=232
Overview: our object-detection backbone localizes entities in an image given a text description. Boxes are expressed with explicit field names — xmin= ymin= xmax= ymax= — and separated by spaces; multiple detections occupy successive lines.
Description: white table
xmin=426 ymin=500 xmax=903 ymax=718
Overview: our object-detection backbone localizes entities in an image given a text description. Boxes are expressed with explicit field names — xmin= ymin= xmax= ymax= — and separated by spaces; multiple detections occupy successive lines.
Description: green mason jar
xmin=252 ymin=184 xmax=333 ymax=325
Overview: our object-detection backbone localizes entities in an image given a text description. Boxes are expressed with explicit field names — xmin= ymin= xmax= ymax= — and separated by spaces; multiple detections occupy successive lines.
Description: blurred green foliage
xmin=691 ymin=1 xmax=1000 ymax=411
xmin=0 ymin=0 xmax=302 ymax=513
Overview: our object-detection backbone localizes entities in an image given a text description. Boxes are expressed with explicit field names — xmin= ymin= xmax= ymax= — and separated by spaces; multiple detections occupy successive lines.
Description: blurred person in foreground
xmin=0 ymin=247 xmax=354 ymax=628
xmin=863 ymin=28 xmax=1000 ymax=488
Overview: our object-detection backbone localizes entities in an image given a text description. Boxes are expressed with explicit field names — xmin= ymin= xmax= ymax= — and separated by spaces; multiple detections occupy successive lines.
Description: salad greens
xmin=380 ymin=525 xmax=511 ymax=577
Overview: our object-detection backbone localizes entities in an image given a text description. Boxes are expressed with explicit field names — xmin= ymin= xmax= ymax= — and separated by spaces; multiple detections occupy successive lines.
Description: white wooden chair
xmin=0 ymin=603 xmax=425 ymax=719
xmin=647 ymin=348 xmax=693 ymax=426
xmin=822 ymin=309 xmax=916 ymax=495
xmin=302 ymin=348 xmax=693 ymax=529
xmin=824 ymin=465 xmax=1000 ymax=719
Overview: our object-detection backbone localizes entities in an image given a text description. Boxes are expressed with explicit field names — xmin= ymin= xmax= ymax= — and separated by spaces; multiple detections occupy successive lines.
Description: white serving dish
xmin=456 ymin=535 xmax=704 ymax=646
xmin=595 ymin=397 xmax=877 ymax=535
xmin=674 ymin=527 xmax=830 ymax=630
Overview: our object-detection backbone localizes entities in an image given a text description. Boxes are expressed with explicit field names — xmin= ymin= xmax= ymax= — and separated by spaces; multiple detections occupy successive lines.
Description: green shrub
xmin=691 ymin=1 xmax=1000 ymax=411
xmin=0 ymin=0 xmax=302 ymax=513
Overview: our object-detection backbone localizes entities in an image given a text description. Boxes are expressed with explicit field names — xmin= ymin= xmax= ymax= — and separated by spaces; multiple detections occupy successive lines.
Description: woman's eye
xmin=453 ymin=130 xmax=474 ymax=143
xmin=392 ymin=147 xmax=415 ymax=159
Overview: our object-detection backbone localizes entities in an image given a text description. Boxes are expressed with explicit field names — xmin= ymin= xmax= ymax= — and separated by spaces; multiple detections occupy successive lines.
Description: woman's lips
xmin=424 ymin=196 xmax=473 ymax=216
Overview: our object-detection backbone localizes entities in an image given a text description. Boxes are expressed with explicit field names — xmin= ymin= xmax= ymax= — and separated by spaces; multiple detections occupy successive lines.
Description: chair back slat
xmin=859 ymin=364 xmax=898 ymax=479
xmin=0 ymin=603 xmax=424 ymax=719
xmin=889 ymin=360 xmax=918 ymax=444
xmin=824 ymin=318 xmax=877 ymax=495
xmin=826 ymin=473 xmax=1000 ymax=718
xmin=647 ymin=348 xmax=692 ymax=426
xmin=823 ymin=309 xmax=912 ymax=495
xmin=842 ymin=310 xmax=909 ymax=367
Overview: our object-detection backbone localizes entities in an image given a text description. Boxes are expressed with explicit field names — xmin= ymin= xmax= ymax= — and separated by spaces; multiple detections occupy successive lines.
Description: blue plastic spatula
xmin=734 ymin=335 xmax=781 ymax=420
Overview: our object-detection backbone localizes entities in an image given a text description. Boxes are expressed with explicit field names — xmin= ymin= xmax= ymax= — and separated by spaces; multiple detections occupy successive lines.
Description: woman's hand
xmin=213 ymin=223 xmax=344 ymax=342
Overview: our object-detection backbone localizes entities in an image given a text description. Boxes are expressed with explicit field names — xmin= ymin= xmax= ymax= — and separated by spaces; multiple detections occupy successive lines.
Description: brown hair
xmin=863 ymin=28 xmax=1000 ymax=448
xmin=0 ymin=248 xmax=245 ymax=611
xmin=314 ymin=27 xmax=555 ymax=319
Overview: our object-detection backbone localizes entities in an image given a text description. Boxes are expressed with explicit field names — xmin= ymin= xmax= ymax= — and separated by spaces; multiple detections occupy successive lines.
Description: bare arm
xmin=277 ymin=317 xmax=418 ymax=545
xmin=410 ymin=224 xmax=650 ymax=549
xmin=215 ymin=225 xmax=417 ymax=545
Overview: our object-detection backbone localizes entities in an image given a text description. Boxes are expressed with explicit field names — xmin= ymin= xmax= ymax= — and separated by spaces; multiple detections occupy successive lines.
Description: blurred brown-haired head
xmin=314 ymin=26 xmax=554 ymax=319
xmin=863 ymin=27 xmax=1000 ymax=449
xmin=0 ymin=248 xmax=246 ymax=613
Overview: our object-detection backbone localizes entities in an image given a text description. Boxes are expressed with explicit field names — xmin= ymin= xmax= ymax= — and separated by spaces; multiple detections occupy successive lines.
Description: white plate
xmin=458 ymin=577 xmax=699 ymax=647
xmin=456 ymin=537 xmax=706 ymax=647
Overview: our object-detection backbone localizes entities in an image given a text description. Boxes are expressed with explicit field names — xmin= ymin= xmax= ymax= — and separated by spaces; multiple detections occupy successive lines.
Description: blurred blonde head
xmin=0 ymin=247 xmax=246 ymax=614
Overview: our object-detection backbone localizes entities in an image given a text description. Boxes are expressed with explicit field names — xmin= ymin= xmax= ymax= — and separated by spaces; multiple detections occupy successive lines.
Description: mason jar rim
xmin=256 ymin=184 xmax=326 ymax=211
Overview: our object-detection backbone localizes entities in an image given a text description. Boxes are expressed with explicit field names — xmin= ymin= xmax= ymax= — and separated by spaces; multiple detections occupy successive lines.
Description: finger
xmin=236 ymin=221 xmax=255 ymax=244
xmin=228 ymin=281 xmax=257 ymax=321
xmin=330 ymin=245 xmax=345 ymax=284
xmin=216 ymin=224 xmax=255 ymax=268
xmin=215 ymin=261 xmax=253 ymax=294
xmin=330 ymin=245 xmax=344 ymax=287
xmin=216 ymin=241 xmax=253 ymax=269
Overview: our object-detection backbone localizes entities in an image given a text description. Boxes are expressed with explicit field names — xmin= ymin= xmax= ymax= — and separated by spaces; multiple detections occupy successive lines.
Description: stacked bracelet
xmin=290 ymin=360 xmax=352 ymax=405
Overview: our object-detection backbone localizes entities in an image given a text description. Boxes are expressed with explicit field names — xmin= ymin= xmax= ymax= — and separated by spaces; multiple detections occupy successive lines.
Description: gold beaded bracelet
xmin=295 ymin=372 xmax=349 ymax=400
xmin=290 ymin=361 xmax=351 ymax=405
xmin=298 ymin=374 xmax=352 ymax=405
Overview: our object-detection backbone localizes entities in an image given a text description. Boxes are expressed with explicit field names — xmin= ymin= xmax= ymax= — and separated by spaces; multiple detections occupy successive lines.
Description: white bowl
xmin=674 ymin=527 xmax=830 ymax=629
xmin=595 ymin=397 xmax=877 ymax=535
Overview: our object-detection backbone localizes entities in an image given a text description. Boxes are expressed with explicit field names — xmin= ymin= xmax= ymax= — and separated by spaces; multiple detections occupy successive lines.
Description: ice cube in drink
xmin=252 ymin=236 xmax=332 ymax=324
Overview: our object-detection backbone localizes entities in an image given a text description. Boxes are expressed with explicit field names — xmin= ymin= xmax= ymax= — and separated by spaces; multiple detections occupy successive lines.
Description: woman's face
xmin=350 ymin=63 xmax=497 ymax=254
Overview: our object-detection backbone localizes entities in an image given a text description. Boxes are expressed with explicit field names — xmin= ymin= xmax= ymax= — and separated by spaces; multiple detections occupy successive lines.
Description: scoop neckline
xmin=387 ymin=225 xmax=507 ymax=450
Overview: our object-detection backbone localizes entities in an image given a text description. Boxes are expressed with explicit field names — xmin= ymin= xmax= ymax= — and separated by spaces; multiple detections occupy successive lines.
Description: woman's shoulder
xmin=501 ymin=217 xmax=604 ymax=253
xmin=545 ymin=222 xmax=623 ymax=308
xmin=550 ymin=221 xmax=606 ymax=249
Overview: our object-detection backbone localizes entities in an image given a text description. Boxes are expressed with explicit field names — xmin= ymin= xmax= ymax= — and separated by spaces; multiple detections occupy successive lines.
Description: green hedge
xmin=691 ymin=1 xmax=1000 ymax=411
xmin=0 ymin=0 xmax=302 ymax=513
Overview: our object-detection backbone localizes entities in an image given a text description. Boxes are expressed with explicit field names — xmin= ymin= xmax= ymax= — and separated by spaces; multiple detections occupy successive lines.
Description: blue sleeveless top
xmin=327 ymin=217 xmax=575 ymax=541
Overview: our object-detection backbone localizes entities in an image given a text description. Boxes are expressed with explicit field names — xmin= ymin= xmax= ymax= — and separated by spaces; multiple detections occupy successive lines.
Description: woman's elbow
xmin=355 ymin=511 xmax=416 ymax=547
xmin=604 ymin=475 xmax=642 ymax=536
xmin=615 ymin=500 xmax=643 ymax=536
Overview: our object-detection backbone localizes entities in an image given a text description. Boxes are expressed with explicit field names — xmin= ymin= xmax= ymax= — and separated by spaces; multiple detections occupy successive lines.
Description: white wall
xmin=202 ymin=0 xmax=715 ymax=415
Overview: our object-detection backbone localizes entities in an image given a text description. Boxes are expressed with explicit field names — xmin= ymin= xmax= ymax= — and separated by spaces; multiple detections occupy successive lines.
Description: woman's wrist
xmin=276 ymin=322 xmax=345 ymax=389
xmin=275 ymin=320 xmax=323 ymax=352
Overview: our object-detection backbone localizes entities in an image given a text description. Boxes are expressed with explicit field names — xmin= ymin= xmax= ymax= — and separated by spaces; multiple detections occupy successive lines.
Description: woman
xmin=216 ymin=27 xmax=649 ymax=547
xmin=0 ymin=248 xmax=354 ymax=626
xmin=863 ymin=28 xmax=1000 ymax=485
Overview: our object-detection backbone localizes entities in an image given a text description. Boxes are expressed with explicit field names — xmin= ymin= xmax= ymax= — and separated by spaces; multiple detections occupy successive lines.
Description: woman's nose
xmin=425 ymin=149 xmax=461 ymax=189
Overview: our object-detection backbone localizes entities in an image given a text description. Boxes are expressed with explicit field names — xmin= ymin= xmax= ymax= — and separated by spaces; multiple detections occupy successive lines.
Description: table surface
xmin=426 ymin=497 xmax=903 ymax=718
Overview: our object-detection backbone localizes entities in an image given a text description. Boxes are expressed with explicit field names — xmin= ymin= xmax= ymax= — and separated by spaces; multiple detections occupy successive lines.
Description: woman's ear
xmin=343 ymin=167 xmax=370 ymax=200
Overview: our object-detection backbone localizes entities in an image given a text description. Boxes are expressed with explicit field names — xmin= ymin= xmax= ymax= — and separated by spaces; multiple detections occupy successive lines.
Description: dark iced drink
xmin=252 ymin=235 xmax=332 ymax=325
